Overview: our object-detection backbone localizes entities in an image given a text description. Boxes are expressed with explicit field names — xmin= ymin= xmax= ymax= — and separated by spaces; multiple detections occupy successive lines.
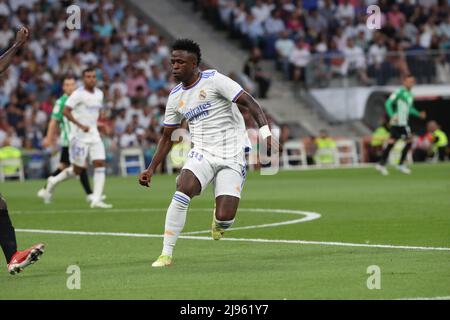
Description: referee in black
xmin=1 ymin=26 xmax=44 ymax=275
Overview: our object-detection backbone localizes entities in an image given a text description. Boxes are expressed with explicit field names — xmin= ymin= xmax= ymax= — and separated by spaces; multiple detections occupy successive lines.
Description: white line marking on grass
xmin=10 ymin=208 xmax=170 ymax=214
xmin=181 ymin=209 xmax=321 ymax=235
xmin=397 ymin=296 xmax=450 ymax=300
xmin=15 ymin=229 xmax=450 ymax=252
xmin=10 ymin=208 xmax=321 ymax=234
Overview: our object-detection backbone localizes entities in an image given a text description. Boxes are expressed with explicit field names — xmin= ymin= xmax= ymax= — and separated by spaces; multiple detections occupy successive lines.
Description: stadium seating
xmin=281 ymin=139 xmax=307 ymax=169
xmin=119 ymin=148 xmax=146 ymax=177
xmin=335 ymin=139 xmax=359 ymax=165
xmin=0 ymin=158 xmax=24 ymax=182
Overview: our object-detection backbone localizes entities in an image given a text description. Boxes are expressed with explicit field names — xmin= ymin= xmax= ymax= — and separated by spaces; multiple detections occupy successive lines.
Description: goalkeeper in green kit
xmin=37 ymin=76 xmax=93 ymax=203
xmin=376 ymin=74 xmax=426 ymax=176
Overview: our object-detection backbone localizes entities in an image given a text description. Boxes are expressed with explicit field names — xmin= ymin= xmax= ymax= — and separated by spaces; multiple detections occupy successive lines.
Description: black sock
xmin=399 ymin=142 xmax=412 ymax=165
xmin=44 ymin=168 xmax=63 ymax=188
xmin=79 ymin=169 xmax=93 ymax=195
xmin=379 ymin=143 xmax=395 ymax=166
xmin=0 ymin=196 xmax=17 ymax=263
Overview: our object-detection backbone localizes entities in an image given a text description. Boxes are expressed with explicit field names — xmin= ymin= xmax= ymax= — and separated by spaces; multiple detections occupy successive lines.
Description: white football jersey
xmin=65 ymin=86 xmax=104 ymax=143
xmin=164 ymin=70 xmax=251 ymax=159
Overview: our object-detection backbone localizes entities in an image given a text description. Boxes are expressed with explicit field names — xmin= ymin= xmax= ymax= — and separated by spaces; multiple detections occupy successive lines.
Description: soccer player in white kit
xmin=45 ymin=68 xmax=112 ymax=209
xmin=139 ymin=39 xmax=278 ymax=267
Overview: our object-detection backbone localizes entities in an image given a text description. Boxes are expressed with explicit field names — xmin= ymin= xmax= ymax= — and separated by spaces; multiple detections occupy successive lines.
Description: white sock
xmin=92 ymin=167 xmax=106 ymax=202
xmin=162 ymin=191 xmax=191 ymax=256
xmin=47 ymin=167 xmax=74 ymax=193
xmin=214 ymin=217 xmax=235 ymax=230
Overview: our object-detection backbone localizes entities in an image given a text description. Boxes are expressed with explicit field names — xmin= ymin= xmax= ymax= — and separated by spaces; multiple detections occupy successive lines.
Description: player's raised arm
xmin=138 ymin=126 xmax=179 ymax=187
xmin=236 ymin=91 xmax=279 ymax=153
xmin=0 ymin=26 xmax=28 ymax=74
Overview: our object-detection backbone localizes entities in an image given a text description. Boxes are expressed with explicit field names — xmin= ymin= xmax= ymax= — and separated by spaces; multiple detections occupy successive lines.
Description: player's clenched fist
xmin=139 ymin=169 xmax=153 ymax=187
xmin=15 ymin=26 xmax=29 ymax=46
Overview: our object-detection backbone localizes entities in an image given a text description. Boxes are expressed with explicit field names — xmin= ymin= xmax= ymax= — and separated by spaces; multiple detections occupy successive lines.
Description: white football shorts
xmin=69 ymin=137 xmax=106 ymax=167
xmin=180 ymin=148 xmax=247 ymax=198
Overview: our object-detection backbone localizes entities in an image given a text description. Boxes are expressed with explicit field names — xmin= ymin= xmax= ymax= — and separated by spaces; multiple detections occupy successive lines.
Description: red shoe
xmin=8 ymin=244 xmax=45 ymax=275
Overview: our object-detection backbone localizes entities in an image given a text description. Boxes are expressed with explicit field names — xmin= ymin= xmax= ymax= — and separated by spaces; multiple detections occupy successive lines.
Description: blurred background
xmin=0 ymin=0 xmax=449 ymax=180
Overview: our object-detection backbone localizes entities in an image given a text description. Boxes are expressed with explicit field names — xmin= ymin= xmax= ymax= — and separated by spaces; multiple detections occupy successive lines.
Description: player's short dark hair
xmin=172 ymin=38 xmax=201 ymax=65
xmin=63 ymin=75 xmax=76 ymax=82
xmin=82 ymin=67 xmax=96 ymax=75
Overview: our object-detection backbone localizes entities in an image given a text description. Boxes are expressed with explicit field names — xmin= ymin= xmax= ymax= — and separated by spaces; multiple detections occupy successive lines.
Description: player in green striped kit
xmin=37 ymin=76 xmax=93 ymax=203
xmin=376 ymin=75 xmax=426 ymax=175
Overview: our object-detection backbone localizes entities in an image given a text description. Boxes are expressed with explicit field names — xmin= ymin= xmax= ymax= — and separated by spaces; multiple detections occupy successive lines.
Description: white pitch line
xmin=15 ymin=228 xmax=450 ymax=252
xmin=397 ymin=296 xmax=450 ymax=300
xmin=10 ymin=208 xmax=170 ymax=215
xmin=182 ymin=209 xmax=321 ymax=235
xmin=10 ymin=208 xmax=321 ymax=235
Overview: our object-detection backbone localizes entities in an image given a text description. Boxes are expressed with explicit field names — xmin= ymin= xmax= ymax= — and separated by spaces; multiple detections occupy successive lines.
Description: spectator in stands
xmin=119 ymin=123 xmax=139 ymax=148
xmin=427 ymin=120 xmax=448 ymax=161
xmin=289 ymin=37 xmax=310 ymax=89
xmin=304 ymin=135 xmax=317 ymax=165
xmin=314 ymin=129 xmax=336 ymax=165
xmin=368 ymin=33 xmax=389 ymax=85
xmin=251 ymin=0 xmax=274 ymax=24
xmin=240 ymin=11 xmax=265 ymax=49
xmin=387 ymin=4 xmax=406 ymax=29
xmin=342 ymin=38 xmax=372 ymax=85
xmin=305 ymin=9 xmax=327 ymax=39
xmin=285 ymin=11 xmax=303 ymax=36
xmin=412 ymin=129 xmax=433 ymax=162
xmin=275 ymin=30 xmax=295 ymax=80
xmin=243 ymin=47 xmax=271 ymax=99
xmin=263 ymin=9 xmax=286 ymax=58
xmin=368 ymin=119 xmax=390 ymax=163
xmin=336 ymin=0 xmax=355 ymax=24
xmin=326 ymin=39 xmax=345 ymax=78
xmin=0 ymin=135 xmax=21 ymax=177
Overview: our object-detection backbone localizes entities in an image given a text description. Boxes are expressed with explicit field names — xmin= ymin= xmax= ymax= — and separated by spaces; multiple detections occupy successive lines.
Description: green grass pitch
xmin=0 ymin=163 xmax=449 ymax=299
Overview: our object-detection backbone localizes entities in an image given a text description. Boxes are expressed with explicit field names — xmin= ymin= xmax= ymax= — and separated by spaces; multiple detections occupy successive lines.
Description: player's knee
xmin=60 ymin=163 xmax=69 ymax=170
xmin=73 ymin=166 xmax=83 ymax=175
xmin=176 ymin=170 xmax=201 ymax=198
xmin=93 ymin=160 xmax=105 ymax=168
xmin=215 ymin=196 xmax=239 ymax=221
xmin=215 ymin=209 xmax=233 ymax=221
xmin=176 ymin=182 xmax=200 ymax=198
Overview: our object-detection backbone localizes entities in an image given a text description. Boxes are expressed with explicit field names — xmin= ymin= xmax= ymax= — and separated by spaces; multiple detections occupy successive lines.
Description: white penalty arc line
xmin=10 ymin=208 xmax=322 ymax=235
xmin=182 ymin=209 xmax=321 ymax=235
xmin=15 ymin=228 xmax=450 ymax=252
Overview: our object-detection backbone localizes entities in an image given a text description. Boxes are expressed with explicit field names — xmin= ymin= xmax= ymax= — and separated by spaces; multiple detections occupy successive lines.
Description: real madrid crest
xmin=178 ymin=100 xmax=184 ymax=109
xmin=199 ymin=89 xmax=207 ymax=100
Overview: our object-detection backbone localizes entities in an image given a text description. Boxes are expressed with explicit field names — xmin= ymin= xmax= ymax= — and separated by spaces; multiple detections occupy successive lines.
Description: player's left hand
xmin=14 ymin=26 xmax=29 ymax=46
xmin=138 ymin=169 xmax=153 ymax=188
xmin=419 ymin=111 xmax=426 ymax=120
xmin=42 ymin=136 xmax=54 ymax=148
xmin=266 ymin=136 xmax=280 ymax=157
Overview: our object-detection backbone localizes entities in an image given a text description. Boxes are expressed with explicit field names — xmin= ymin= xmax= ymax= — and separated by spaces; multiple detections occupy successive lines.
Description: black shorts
xmin=60 ymin=146 xmax=70 ymax=165
xmin=390 ymin=126 xmax=411 ymax=140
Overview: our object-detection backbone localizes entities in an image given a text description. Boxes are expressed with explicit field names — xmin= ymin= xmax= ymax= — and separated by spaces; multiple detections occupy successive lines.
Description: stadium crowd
xmin=0 ymin=0 xmax=279 ymax=174
xmin=0 ymin=0 xmax=182 ymax=164
xmin=190 ymin=0 xmax=450 ymax=86
xmin=0 ymin=0 xmax=448 ymax=178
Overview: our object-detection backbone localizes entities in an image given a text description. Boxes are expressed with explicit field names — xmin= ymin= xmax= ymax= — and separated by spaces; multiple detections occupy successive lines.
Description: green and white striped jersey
xmin=385 ymin=87 xmax=420 ymax=127
xmin=51 ymin=94 xmax=72 ymax=147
